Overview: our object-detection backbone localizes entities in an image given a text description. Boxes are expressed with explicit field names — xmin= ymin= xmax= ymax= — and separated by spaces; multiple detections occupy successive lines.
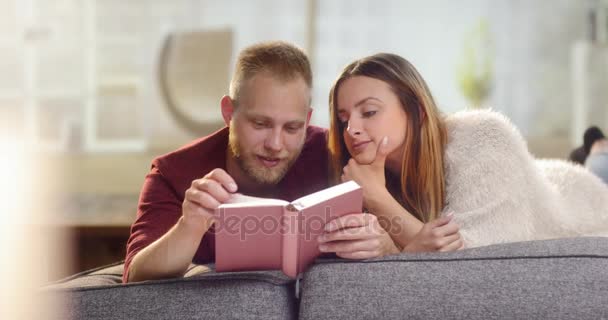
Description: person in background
xmin=569 ymin=126 xmax=605 ymax=165
xmin=584 ymin=127 xmax=608 ymax=184
xmin=568 ymin=126 xmax=608 ymax=184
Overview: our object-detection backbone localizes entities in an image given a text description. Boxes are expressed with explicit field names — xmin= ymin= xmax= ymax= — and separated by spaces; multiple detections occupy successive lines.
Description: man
xmin=124 ymin=41 xmax=329 ymax=283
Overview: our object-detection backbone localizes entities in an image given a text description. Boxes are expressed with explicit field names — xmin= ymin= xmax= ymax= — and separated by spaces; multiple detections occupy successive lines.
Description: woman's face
xmin=336 ymin=76 xmax=409 ymax=165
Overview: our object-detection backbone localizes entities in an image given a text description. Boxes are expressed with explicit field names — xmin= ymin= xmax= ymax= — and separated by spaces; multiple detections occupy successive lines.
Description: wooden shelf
xmin=43 ymin=152 xmax=166 ymax=228
xmin=49 ymin=152 xmax=158 ymax=194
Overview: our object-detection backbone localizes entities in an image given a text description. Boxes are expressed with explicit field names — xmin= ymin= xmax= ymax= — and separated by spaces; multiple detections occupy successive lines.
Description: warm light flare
xmin=0 ymin=139 xmax=62 ymax=320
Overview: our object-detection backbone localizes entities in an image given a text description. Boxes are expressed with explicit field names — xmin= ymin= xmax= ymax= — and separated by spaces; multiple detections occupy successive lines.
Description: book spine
xmin=281 ymin=204 xmax=300 ymax=278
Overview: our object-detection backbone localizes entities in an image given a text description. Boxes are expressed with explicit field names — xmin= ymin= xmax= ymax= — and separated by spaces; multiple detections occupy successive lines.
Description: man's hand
xmin=318 ymin=213 xmax=400 ymax=259
xmin=402 ymin=212 xmax=464 ymax=252
xmin=182 ymin=168 xmax=238 ymax=230
xmin=127 ymin=169 xmax=238 ymax=283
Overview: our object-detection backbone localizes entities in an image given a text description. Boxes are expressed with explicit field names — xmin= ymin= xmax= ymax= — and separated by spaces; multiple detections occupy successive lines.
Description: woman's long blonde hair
xmin=328 ymin=53 xmax=447 ymax=222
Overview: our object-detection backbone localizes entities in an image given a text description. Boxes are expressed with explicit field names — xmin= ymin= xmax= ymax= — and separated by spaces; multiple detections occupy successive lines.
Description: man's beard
xmin=228 ymin=129 xmax=302 ymax=185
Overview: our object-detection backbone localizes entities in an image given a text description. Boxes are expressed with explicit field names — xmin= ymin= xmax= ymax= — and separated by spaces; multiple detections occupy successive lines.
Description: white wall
xmin=313 ymin=0 xmax=491 ymax=127
xmin=1 ymin=0 xmax=598 ymax=152
xmin=489 ymin=0 xmax=586 ymax=137
xmin=313 ymin=0 xmax=591 ymax=139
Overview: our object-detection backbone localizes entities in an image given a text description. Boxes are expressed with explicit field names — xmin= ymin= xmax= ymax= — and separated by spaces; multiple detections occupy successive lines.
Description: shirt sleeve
xmin=122 ymin=165 xmax=183 ymax=283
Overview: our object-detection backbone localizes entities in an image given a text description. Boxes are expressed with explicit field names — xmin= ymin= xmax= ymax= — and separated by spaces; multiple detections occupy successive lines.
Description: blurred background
xmin=1 ymin=0 xmax=608 ymax=317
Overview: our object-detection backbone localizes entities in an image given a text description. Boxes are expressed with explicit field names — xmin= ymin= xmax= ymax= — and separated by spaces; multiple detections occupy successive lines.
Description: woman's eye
xmin=362 ymin=110 xmax=377 ymax=118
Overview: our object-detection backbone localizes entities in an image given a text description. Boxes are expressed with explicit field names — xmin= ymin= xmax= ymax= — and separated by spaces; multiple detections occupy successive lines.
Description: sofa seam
xmin=46 ymin=274 xmax=294 ymax=293
xmin=312 ymin=254 xmax=608 ymax=266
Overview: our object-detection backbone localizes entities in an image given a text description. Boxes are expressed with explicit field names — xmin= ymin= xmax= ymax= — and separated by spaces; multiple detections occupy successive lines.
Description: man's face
xmin=227 ymin=72 xmax=311 ymax=185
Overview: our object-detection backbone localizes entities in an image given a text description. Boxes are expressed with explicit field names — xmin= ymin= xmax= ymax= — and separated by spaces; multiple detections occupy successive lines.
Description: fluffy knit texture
xmin=442 ymin=110 xmax=608 ymax=247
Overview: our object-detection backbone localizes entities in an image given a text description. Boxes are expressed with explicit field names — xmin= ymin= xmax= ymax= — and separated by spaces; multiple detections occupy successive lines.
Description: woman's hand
xmin=342 ymin=136 xmax=390 ymax=207
xmin=402 ymin=212 xmax=464 ymax=252
xmin=318 ymin=213 xmax=400 ymax=259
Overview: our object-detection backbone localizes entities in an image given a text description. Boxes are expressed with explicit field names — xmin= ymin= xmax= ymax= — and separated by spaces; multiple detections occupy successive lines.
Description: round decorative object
xmin=158 ymin=29 xmax=233 ymax=135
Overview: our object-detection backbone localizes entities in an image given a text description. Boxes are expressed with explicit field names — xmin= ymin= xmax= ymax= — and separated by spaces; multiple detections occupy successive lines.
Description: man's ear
xmin=306 ymin=108 xmax=313 ymax=126
xmin=220 ymin=95 xmax=235 ymax=126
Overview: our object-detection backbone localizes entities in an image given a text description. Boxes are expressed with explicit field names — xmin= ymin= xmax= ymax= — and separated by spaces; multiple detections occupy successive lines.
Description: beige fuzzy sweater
xmin=442 ymin=110 xmax=608 ymax=247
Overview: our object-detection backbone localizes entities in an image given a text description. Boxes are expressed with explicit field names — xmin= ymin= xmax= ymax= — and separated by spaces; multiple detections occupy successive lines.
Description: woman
xmin=319 ymin=53 xmax=608 ymax=255
xmin=319 ymin=53 xmax=463 ymax=256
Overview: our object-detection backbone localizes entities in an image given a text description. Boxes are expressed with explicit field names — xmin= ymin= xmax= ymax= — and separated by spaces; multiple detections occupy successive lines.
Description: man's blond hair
xmin=229 ymin=41 xmax=312 ymax=106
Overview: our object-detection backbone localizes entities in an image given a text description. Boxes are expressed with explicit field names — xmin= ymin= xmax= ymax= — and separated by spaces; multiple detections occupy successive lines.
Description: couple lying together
xmin=123 ymin=41 xmax=608 ymax=283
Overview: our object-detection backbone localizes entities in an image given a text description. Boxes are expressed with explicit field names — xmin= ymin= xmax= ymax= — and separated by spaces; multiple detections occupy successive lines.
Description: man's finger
xmin=193 ymin=179 xmax=232 ymax=203
xmin=184 ymin=189 xmax=221 ymax=210
xmin=205 ymin=169 xmax=238 ymax=192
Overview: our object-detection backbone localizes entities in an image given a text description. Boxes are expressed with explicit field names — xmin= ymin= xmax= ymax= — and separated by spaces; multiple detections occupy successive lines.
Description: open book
xmin=214 ymin=181 xmax=362 ymax=278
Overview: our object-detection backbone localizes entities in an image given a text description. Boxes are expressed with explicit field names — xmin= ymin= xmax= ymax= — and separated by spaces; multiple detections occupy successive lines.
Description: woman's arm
xmin=318 ymin=201 xmax=462 ymax=258
xmin=365 ymin=189 xmax=462 ymax=252
xmin=363 ymin=188 xmax=423 ymax=248
xmin=340 ymin=140 xmax=462 ymax=253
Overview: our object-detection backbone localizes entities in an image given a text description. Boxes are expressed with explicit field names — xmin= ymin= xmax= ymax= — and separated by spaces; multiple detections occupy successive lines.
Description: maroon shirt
xmin=123 ymin=126 xmax=329 ymax=282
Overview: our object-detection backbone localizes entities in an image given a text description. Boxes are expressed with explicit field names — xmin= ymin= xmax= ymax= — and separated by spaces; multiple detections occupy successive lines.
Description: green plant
xmin=457 ymin=19 xmax=494 ymax=109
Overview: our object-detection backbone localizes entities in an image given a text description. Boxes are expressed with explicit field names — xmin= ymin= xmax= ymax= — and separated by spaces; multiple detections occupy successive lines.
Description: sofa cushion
xmin=44 ymin=261 xmax=125 ymax=289
xmin=43 ymin=263 xmax=296 ymax=320
xmin=299 ymin=237 xmax=608 ymax=320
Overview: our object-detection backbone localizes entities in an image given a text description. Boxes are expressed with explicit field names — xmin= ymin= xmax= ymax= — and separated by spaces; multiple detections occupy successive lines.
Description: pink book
xmin=214 ymin=181 xmax=362 ymax=278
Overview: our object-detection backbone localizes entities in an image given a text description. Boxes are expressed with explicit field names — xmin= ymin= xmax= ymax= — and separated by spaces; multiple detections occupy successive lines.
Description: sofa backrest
xmin=42 ymin=237 xmax=608 ymax=319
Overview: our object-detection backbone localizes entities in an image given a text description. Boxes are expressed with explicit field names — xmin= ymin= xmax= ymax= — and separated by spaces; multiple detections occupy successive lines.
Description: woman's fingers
xmin=438 ymin=236 xmax=464 ymax=252
xmin=336 ymin=250 xmax=377 ymax=260
xmin=427 ymin=212 xmax=454 ymax=228
xmin=319 ymin=225 xmax=378 ymax=243
xmin=324 ymin=213 xmax=375 ymax=233
xmin=319 ymin=216 xmax=399 ymax=258
xmin=433 ymin=220 xmax=460 ymax=237
xmin=437 ymin=232 xmax=461 ymax=248
xmin=319 ymin=239 xmax=379 ymax=254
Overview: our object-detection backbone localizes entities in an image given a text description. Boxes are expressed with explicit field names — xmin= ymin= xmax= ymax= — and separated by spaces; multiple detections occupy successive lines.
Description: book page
xmin=220 ymin=193 xmax=289 ymax=208
xmin=290 ymin=180 xmax=361 ymax=210
xmin=296 ymin=185 xmax=362 ymax=274
xmin=215 ymin=196 xmax=286 ymax=273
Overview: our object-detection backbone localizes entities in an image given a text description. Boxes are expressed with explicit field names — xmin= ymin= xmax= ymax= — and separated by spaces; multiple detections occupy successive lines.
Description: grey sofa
xmin=43 ymin=237 xmax=608 ymax=319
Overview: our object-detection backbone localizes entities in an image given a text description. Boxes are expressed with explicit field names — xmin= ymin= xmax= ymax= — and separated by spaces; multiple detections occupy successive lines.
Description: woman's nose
xmin=346 ymin=122 xmax=362 ymax=136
